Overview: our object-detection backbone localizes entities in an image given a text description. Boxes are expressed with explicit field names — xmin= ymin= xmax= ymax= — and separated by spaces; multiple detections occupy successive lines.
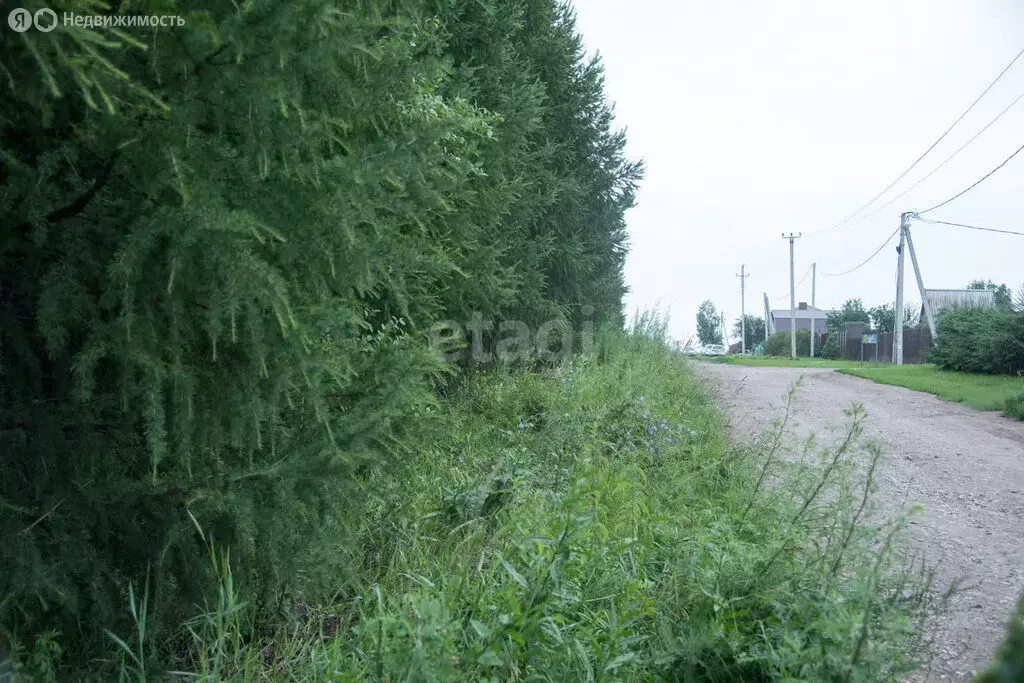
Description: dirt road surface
xmin=696 ymin=363 xmax=1024 ymax=682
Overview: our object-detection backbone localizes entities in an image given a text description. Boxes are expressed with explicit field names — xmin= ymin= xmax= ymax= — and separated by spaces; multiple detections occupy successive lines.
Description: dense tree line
xmin=0 ymin=0 xmax=640 ymax=669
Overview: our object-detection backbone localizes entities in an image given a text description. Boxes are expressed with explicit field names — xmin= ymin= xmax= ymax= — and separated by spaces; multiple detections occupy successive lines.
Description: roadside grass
xmin=839 ymin=365 xmax=1024 ymax=412
xmin=706 ymin=355 xmax=887 ymax=369
xmin=1005 ymin=393 xmax=1024 ymax=420
xmin=92 ymin=326 xmax=929 ymax=681
xmin=705 ymin=356 xmax=1024 ymax=418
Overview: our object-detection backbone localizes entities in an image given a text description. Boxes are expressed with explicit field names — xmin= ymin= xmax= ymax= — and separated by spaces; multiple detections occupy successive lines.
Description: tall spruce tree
xmin=0 ymin=0 xmax=641 ymax=670
xmin=432 ymin=0 xmax=642 ymax=330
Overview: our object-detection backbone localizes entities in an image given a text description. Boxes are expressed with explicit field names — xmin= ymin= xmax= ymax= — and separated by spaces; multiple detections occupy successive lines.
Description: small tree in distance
xmin=968 ymin=279 xmax=1014 ymax=311
xmin=903 ymin=301 xmax=922 ymax=327
xmin=869 ymin=304 xmax=895 ymax=334
xmin=825 ymin=298 xmax=871 ymax=332
xmin=732 ymin=314 xmax=766 ymax=351
xmin=856 ymin=301 xmax=921 ymax=333
xmin=696 ymin=300 xmax=722 ymax=345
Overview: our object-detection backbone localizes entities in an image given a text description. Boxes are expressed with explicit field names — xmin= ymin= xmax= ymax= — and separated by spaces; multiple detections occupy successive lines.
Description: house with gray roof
xmin=770 ymin=301 xmax=827 ymax=334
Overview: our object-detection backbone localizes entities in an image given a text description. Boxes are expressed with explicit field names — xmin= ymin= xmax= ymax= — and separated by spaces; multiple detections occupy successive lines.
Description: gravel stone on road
xmin=696 ymin=362 xmax=1024 ymax=682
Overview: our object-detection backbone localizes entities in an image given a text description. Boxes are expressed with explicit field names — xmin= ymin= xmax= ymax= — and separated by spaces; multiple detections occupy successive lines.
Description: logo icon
xmin=8 ymin=8 xmax=32 ymax=32
xmin=34 ymin=8 xmax=58 ymax=32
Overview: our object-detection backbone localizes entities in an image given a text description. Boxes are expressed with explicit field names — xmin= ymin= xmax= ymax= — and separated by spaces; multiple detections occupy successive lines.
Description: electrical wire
xmin=918 ymin=142 xmax=1024 ymax=214
xmin=795 ymin=265 xmax=812 ymax=288
xmin=771 ymin=265 xmax=813 ymax=300
xmin=819 ymin=226 xmax=900 ymax=277
xmin=854 ymin=88 xmax=1024 ymax=224
xmin=808 ymin=45 xmax=1024 ymax=237
xmin=917 ymin=217 xmax=1024 ymax=237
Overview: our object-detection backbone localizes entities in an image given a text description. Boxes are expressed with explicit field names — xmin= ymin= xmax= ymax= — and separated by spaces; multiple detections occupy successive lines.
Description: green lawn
xmin=703 ymin=356 xmax=1024 ymax=415
xmin=839 ymin=364 xmax=1024 ymax=411
xmin=705 ymin=355 xmax=886 ymax=369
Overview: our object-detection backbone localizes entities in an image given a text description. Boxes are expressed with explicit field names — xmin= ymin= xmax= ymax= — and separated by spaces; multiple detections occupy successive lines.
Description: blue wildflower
xmin=518 ymin=422 xmax=525 ymax=430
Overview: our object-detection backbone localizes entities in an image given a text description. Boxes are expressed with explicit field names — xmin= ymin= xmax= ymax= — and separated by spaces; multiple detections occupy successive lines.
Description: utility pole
xmin=782 ymin=233 xmax=802 ymax=359
xmin=809 ymin=262 xmax=817 ymax=357
xmin=736 ymin=264 xmax=748 ymax=354
xmin=903 ymin=215 xmax=938 ymax=341
xmin=893 ymin=213 xmax=909 ymax=365
xmin=720 ymin=311 xmax=727 ymax=349
xmin=763 ymin=293 xmax=772 ymax=340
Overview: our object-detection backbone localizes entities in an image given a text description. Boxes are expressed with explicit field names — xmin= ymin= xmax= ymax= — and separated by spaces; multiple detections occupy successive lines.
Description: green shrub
xmin=1004 ymin=392 xmax=1024 ymax=420
xmin=928 ymin=308 xmax=1024 ymax=374
xmin=764 ymin=329 xmax=811 ymax=356
xmin=819 ymin=333 xmax=841 ymax=359
xmin=975 ymin=592 xmax=1024 ymax=682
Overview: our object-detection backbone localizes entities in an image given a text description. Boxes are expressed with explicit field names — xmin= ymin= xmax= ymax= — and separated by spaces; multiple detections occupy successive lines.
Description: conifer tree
xmin=0 ymin=0 xmax=641 ymax=668
xmin=2 ymin=0 xmax=492 ymax=659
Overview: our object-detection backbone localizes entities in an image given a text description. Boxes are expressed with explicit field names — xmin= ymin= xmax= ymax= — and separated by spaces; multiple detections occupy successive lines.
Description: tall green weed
xmin=73 ymin=325 xmax=931 ymax=681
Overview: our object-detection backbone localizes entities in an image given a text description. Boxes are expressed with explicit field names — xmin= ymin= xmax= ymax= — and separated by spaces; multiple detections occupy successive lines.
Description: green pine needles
xmin=1 ymin=0 xmax=640 ymax=673
xmin=1 ymin=0 xmax=957 ymax=679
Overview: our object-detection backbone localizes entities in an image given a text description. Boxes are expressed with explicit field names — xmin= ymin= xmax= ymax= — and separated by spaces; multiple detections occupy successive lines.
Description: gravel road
xmin=696 ymin=363 xmax=1024 ymax=682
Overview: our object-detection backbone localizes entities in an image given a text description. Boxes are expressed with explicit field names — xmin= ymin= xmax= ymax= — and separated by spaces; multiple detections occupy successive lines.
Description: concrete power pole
xmin=720 ymin=311 xmax=727 ymax=349
xmin=893 ymin=212 xmax=909 ymax=365
xmin=809 ymin=262 xmax=817 ymax=357
xmin=763 ymin=293 xmax=772 ymax=339
xmin=782 ymin=233 xmax=802 ymax=359
xmin=904 ymin=217 xmax=938 ymax=341
xmin=736 ymin=264 xmax=748 ymax=354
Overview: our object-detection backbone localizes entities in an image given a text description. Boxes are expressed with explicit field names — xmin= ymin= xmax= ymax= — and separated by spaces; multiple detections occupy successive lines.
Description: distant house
xmin=771 ymin=301 xmax=827 ymax=334
xmin=920 ymin=289 xmax=995 ymax=322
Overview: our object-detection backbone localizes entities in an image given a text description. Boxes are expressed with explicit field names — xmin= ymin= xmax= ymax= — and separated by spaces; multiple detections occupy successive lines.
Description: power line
xmin=917 ymin=217 xmax=1024 ymax=237
xmin=795 ymin=264 xmax=812 ymax=288
xmin=918 ymin=142 xmax=1024 ymax=214
xmin=771 ymin=265 xmax=812 ymax=300
xmin=854 ymin=88 xmax=1024 ymax=224
xmin=819 ymin=226 xmax=900 ymax=277
xmin=809 ymin=44 xmax=1024 ymax=237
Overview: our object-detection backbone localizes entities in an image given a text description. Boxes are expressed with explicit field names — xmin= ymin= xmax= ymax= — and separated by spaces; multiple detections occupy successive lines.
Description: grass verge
xmin=839 ymin=365 xmax=1024 ymax=412
xmin=705 ymin=355 xmax=887 ymax=369
xmin=707 ymin=356 xmax=1024 ymax=419
xmin=74 ymin=327 xmax=929 ymax=681
xmin=1002 ymin=392 xmax=1024 ymax=420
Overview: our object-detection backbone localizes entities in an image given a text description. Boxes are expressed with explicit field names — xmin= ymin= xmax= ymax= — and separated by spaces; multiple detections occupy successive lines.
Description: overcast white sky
xmin=573 ymin=1 xmax=1024 ymax=343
